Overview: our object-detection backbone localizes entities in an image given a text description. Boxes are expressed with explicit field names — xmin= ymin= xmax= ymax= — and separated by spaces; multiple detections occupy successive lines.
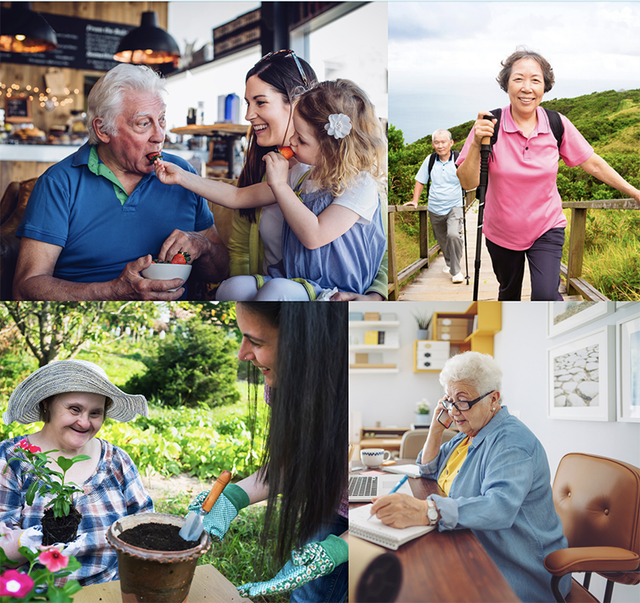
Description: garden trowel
xmin=180 ymin=470 xmax=232 ymax=541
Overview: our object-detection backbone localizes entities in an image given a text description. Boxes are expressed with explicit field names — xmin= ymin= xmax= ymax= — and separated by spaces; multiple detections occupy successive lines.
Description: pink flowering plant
xmin=0 ymin=544 xmax=81 ymax=602
xmin=6 ymin=440 xmax=90 ymax=519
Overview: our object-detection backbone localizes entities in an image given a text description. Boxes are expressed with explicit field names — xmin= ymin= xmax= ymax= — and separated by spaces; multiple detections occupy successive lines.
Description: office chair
xmin=399 ymin=429 xmax=428 ymax=460
xmin=544 ymin=453 xmax=640 ymax=603
xmin=399 ymin=428 xmax=458 ymax=460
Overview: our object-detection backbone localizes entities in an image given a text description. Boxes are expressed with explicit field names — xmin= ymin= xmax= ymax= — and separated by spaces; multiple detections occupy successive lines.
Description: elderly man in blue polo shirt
xmin=13 ymin=64 xmax=228 ymax=301
xmin=406 ymin=129 xmax=465 ymax=283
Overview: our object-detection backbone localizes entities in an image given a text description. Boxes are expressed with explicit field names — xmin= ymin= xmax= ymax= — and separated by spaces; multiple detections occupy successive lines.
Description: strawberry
xmin=277 ymin=146 xmax=294 ymax=160
xmin=147 ymin=152 xmax=164 ymax=164
xmin=170 ymin=252 xmax=191 ymax=264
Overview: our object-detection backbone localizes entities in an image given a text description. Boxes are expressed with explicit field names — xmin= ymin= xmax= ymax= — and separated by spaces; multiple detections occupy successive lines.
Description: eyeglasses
xmin=442 ymin=391 xmax=495 ymax=412
xmin=257 ymin=49 xmax=310 ymax=89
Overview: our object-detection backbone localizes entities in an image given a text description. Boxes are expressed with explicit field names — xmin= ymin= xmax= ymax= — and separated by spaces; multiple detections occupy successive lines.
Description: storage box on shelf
xmin=359 ymin=427 xmax=409 ymax=452
xmin=414 ymin=340 xmax=450 ymax=372
xmin=427 ymin=302 xmax=501 ymax=356
xmin=349 ymin=314 xmax=400 ymax=373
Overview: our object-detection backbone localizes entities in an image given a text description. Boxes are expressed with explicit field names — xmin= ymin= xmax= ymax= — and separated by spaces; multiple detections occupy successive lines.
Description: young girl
xmin=154 ymin=79 xmax=387 ymax=301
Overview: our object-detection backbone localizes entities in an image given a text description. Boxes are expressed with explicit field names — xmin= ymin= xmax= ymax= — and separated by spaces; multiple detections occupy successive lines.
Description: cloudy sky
xmin=389 ymin=2 xmax=640 ymax=143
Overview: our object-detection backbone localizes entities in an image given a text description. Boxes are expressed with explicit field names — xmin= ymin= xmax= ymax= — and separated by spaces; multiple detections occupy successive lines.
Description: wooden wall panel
xmin=1 ymin=2 xmax=169 ymax=132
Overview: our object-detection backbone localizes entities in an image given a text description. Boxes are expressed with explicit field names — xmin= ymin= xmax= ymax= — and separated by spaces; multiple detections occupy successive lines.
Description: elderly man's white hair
xmin=87 ymin=64 xmax=167 ymax=145
xmin=439 ymin=351 xmax=502 ymax=398
xmin=432 ymin=129 xmax=452 ymax=141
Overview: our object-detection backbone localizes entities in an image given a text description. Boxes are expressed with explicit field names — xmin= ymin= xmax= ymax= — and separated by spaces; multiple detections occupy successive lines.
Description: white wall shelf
xmin=349 ymin=368 xmax=400 ymax=374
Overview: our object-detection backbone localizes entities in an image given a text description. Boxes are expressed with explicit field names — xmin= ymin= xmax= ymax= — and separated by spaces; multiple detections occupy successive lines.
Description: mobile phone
xmin=437 ymin=409 xmax=453 ymax=429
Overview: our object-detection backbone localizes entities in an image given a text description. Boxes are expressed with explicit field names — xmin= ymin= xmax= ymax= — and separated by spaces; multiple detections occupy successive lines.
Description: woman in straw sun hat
xmin=0 ymin=359 xmax=153 ymax=586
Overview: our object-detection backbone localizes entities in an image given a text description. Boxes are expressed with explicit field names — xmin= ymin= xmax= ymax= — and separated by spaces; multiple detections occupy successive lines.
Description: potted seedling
xmin=413 ymin=312 xmax=431 ymax=340
xmin=415 ymin=399 xmax=431 ymax=426
xmin=6 ymin=440 xmax=90 ymax=545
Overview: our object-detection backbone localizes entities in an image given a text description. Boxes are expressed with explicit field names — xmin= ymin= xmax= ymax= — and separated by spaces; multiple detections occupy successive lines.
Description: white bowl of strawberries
xmin=141 ymin=252 xmax=192 ymax=290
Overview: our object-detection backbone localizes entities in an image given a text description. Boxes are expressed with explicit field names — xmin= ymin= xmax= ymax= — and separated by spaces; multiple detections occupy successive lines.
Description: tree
xmin=125 ymin=317 xmax=240 ymax=408
xmin=0 ymin=302 xmax=163 ymax=367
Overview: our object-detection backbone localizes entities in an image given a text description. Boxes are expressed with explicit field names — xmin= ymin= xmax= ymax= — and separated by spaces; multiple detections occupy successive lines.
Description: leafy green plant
xmin=6 ymin=440 xmax=90 ymax=519
xmin=0 ymin=545 xmax=81 ymax=602
xmin=124 ymin=318 xmax=240 ymax=408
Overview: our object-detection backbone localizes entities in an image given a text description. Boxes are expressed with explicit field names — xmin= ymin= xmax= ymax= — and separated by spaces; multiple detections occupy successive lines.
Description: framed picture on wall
xmin=548 ymin=326 xmax=615 ymax=421
xmin=547 ymin=302 xmax=614 ymax=338
xmin=616 ymin=313 xmax=640 ymax=423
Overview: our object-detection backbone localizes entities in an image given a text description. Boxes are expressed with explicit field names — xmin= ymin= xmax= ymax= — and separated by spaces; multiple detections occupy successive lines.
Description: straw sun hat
xmin=3 ymin=359 xmax=148 ymax=425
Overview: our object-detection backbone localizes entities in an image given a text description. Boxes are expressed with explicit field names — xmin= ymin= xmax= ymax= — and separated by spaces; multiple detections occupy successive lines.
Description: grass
xmin=563 ymin=208 xmax=640 ymax=300
xmin=156 ymin=493 xmax=288 ymax=603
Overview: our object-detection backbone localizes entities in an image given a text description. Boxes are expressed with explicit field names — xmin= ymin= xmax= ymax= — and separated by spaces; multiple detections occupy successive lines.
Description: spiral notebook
xmin=349 ymin=503 xmax=435 ymax=550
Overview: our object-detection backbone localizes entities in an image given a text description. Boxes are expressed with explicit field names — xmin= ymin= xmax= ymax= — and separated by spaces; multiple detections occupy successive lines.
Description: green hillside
xmin=389 ymin=88 xmax=640 ymax=300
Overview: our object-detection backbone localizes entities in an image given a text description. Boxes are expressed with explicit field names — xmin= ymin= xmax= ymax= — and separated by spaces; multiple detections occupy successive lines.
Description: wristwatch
xmin=426 ymin=499 xmax=439 ymax=525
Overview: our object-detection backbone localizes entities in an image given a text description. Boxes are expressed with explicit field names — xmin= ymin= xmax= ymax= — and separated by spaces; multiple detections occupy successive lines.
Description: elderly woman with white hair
xmin=371 ymin=351 xmax=571 ymax=602
xmin=0 ymin=360 xmax=153 ymax=586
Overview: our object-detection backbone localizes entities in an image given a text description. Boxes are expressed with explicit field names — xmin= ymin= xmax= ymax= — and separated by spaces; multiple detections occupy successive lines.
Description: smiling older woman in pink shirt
xmin=457 ymin=48 xmax=640 ymax=301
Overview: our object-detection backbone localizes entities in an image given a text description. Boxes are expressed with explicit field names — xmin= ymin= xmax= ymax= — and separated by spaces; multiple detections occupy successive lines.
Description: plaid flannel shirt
xmin=0 ymin=435 xmax=154 ymax=586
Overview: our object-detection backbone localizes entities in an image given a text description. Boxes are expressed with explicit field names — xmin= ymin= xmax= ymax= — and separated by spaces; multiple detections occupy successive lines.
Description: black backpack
xmin=488 ymin=107 xmax=564 ymax=150
xmin=427 ymin=150 xmax=460 ymax=181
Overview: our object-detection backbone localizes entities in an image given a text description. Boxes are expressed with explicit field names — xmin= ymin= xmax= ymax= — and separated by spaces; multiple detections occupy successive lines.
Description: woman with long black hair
xmin=216 ymin=49 xmax=387 ymax=302
xmin=190 ymin=302 xmax=348 ymax=601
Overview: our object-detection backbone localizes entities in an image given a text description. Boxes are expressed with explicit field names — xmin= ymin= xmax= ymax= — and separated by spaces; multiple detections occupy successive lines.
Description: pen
xmin=368 ymin=475 xmax=409 ymax=521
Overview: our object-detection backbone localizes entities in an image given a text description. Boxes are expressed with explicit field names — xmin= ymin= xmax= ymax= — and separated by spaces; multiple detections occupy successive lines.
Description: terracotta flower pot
xmin=106 ymin=513 xmax=211 ymax=603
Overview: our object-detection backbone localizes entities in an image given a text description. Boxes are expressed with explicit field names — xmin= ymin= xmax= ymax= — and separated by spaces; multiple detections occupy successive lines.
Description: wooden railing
xmin=387 ymin=206 xmax=432 ymax=301
xmin=561 ymin=198 xmax=640 ymax=300
xmin=388 ymin=197 xmax=640 ymax=301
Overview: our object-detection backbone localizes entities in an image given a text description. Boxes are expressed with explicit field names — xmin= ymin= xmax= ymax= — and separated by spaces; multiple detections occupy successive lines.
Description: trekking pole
xmin=473 ymin=116 xmax=493 ymax=301
xmin=462 ymin=192 xmax=470 ymax=286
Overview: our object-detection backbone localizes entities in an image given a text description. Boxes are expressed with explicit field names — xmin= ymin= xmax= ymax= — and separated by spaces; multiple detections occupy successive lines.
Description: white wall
xmin=348 ymin=301 xmax=469 ymax=436
xmin=495 ymin=301 xmax=640 ymax=603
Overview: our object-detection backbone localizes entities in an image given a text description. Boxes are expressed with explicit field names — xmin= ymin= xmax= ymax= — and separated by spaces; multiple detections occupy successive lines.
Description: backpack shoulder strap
xmin=427 ymin=152 xmax=437 ymax=181
xmin=543 ymin=108 xmax=564 ymax=150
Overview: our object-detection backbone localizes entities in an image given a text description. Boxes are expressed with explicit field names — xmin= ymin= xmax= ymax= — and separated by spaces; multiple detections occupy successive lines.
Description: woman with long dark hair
xmin=219 ymin=50 xmax=388 ymax=302
xmin=189 ymin=302 xmax=348 ymax=601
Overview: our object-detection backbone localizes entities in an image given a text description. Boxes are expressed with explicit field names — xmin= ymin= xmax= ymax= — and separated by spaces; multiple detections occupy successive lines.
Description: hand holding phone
xmin=437 ymin=409 xmax=453 ymax=429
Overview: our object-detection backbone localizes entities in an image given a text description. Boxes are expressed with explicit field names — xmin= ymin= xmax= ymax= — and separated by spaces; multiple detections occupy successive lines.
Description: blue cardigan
xmin=418 ymin=406 xmax=571 ymax=602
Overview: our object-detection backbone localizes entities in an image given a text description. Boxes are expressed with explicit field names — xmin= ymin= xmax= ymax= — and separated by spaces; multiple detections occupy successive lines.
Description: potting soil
xmin=118 ymin=523 xmax=195 ymax=551
xmin=41 ymin=506 xmax=82 ymax=546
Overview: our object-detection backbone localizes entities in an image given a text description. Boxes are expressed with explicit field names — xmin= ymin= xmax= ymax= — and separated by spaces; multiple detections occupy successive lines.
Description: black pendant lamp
xmin=0 ymin=2 xmax=58 ymax=53
xmin=113 ymin=11 xmax=180 ymax=65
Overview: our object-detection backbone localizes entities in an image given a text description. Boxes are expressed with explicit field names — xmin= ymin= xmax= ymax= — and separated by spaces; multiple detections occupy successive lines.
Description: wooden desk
xmin=74 ymin=564 xmax=252 ymax=603
xmin=350 ymin=462 xmax=520 ymax=602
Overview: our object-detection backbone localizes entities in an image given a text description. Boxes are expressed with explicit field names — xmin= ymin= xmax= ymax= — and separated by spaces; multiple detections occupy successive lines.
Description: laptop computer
xmin=348 ymin=472 xmax=414 ymax=502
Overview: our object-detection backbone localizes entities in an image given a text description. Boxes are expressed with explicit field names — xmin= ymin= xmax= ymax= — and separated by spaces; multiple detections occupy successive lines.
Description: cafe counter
xmin=0 ymin=144 xmax=204 ymax=199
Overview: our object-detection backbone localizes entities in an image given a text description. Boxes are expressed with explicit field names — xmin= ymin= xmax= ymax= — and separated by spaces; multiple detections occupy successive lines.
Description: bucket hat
xmin=3 ymin=359 xmax=148 ymax=425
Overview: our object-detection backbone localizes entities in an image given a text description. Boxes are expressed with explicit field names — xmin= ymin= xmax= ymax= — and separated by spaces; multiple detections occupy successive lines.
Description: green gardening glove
xmin=237 ymin=534 xmax=348 ymax=597
xmin=188 ymin=483 xmax=250 ymax=540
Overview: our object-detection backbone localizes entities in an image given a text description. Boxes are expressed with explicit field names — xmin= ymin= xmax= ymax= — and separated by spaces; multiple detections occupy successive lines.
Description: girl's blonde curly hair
xmin=294 ymin=79 xmax=387 ymax=197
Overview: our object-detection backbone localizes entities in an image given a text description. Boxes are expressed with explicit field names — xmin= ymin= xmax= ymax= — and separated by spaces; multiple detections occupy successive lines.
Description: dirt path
xmin=142 ymin=472 xmax=209 ymax=501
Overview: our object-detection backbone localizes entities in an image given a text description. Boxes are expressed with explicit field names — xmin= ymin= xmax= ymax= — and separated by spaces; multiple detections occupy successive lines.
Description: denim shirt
xmin=417 ymin=406 xmax=571 ymax=602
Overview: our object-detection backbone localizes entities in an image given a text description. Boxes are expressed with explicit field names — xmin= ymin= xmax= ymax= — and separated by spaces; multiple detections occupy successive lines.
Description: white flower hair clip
xmin=325 ymin=113 xmax=352 ymax=139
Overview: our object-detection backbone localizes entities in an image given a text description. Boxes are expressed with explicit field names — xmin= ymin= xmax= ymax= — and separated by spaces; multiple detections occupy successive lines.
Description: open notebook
xmin=349 ymin=503 xmax=435 ymax=550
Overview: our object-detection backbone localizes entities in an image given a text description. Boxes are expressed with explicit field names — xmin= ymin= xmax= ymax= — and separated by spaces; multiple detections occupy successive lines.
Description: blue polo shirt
xmin=417 ymin=406 xmax=571 ymax=602
xmin=415 ymin=152 xmax=463 ymax=216
xmin=17 ymin=143 xmax=213 ymax=283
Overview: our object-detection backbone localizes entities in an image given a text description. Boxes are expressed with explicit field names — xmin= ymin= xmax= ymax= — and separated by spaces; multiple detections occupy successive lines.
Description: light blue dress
xmin=267 ymin=186 xmax=386 ymax=298
xmin=417 ymin=406 xmax=572 ymax=602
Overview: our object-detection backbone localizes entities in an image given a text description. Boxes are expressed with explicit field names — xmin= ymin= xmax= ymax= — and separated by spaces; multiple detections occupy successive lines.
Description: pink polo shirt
xmin=457 ymin=106 xmax=594 ymax=250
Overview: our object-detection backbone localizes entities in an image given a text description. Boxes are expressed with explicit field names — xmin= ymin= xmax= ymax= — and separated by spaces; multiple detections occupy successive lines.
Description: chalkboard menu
xmin=0 ymin=13 xmax=135 ymax=72
xmin=5 ymin=96 xmax=32 ymax=123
